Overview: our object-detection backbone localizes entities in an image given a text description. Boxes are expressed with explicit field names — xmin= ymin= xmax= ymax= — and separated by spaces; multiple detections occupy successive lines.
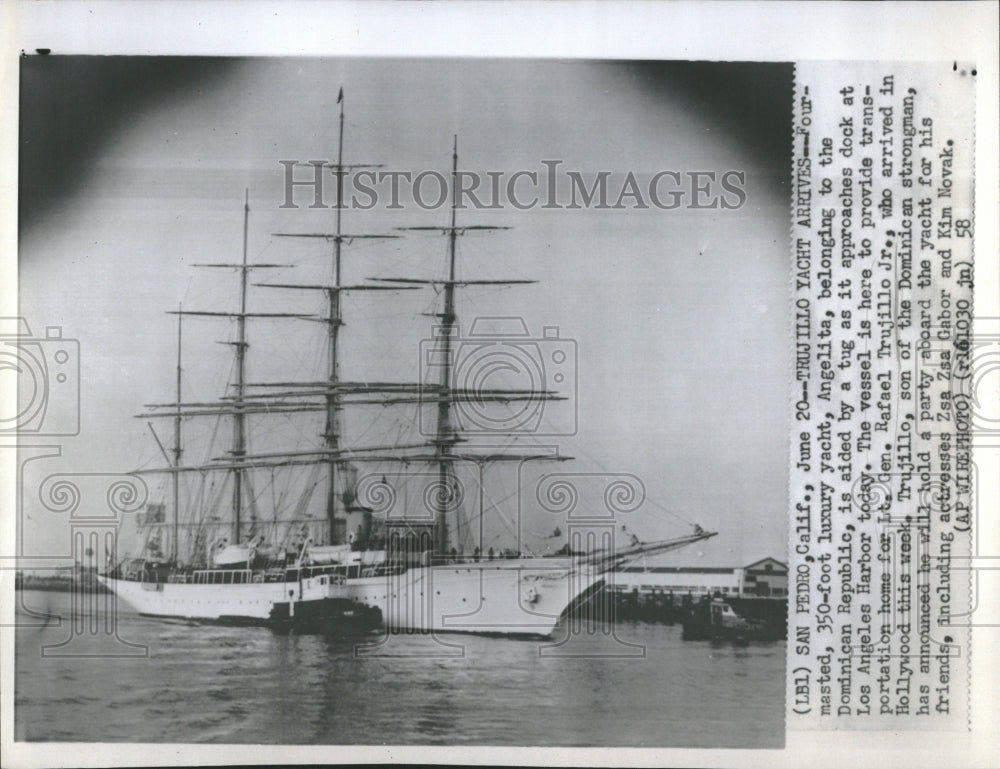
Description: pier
xmin=606 ymin=556 xmax=789 ymax=640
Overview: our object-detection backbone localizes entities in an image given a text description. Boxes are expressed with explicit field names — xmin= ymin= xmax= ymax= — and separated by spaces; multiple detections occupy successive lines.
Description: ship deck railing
xmin=110 ymin=551 xmax=554 ymax=586
xmin=190 ymin=569 xmax=255 ymax=585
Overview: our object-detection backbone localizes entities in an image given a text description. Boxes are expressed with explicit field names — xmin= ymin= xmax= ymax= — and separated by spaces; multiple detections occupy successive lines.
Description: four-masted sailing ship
xmin=98 ymin=90 xmax=716 ymax=637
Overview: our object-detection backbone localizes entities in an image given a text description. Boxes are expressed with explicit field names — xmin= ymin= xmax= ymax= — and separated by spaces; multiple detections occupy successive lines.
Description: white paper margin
xmin=1 ymin=2 xmax=997 ymax=768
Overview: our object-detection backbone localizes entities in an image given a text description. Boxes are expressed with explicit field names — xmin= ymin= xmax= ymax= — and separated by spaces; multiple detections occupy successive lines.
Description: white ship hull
xmin=346 ymin=559 xmax=603 ymax=637
xmin=98 ymin=558 xmax=603 ymax=637
xmin=97 ymin=574 xmax=322 ymax=623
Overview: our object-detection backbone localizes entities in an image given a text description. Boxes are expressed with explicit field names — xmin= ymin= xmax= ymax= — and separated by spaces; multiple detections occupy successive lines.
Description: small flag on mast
xmin=337 ymin=87 xmax=343 ymax=103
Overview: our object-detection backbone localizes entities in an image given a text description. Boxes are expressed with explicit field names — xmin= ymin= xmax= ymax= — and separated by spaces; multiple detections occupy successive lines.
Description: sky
xmin=16 ymin=57 xmax=792 ymax=567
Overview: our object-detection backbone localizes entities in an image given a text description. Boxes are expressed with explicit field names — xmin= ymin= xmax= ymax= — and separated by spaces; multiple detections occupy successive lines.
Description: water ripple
xmin=15 ymin=590 xmax=784 ymax=747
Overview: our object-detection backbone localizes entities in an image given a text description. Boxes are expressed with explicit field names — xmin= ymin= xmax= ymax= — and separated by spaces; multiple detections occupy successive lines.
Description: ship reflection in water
xmin=15 ymin=590 xmax=783 ymax=747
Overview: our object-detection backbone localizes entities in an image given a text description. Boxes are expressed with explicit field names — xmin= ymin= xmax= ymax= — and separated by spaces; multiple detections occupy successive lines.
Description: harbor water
xmin=15 ymin=590 xmax=784 ymax=747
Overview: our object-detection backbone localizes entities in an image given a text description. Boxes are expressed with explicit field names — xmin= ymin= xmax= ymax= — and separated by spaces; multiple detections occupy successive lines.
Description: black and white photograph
xmin=2 ymin=2 xmax=997 ymax=767
xmin=13 ymin=55 xmax=789 ymax=747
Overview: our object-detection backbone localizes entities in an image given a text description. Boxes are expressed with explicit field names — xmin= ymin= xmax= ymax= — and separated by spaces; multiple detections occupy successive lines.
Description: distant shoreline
xmin=15 ymin=576 xmax=110 ymax=594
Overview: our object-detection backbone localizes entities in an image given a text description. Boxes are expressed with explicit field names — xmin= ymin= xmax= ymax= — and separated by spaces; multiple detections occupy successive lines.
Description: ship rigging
xmin=101 ymin=87 xmax=716 ymax=636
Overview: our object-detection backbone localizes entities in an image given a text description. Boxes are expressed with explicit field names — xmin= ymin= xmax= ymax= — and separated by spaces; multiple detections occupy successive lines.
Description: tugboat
xmin=681 ymin=594 xmax=772 ymax=644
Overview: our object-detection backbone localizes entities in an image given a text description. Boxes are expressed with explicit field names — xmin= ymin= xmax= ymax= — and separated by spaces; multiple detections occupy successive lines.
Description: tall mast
xmin=434 ymin=136 xmax=460 ymax=554
xmin=325 ymin=87 xmax=346 ymax=546
xmin=364 ymin=138 xmax=553 ymax=554
xmin=158 ymin=196 xmax=303 ymax=552
xmin=172 ymin=304 xmax=183 ymax=561
xmin=231 ymin=189 xmax=250 ymax=543
xmin=252 ymin=87 xmax=408 ymax=547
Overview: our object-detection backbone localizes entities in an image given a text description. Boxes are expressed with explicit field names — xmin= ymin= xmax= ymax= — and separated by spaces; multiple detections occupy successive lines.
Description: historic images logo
xmin=278 ymin=160 xmax=748 ymax=212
